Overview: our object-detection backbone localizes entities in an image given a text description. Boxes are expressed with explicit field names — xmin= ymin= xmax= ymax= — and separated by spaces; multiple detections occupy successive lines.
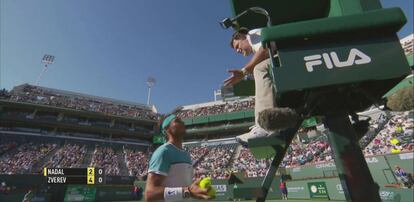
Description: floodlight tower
xmin=35 ymin=54 xmax=55 ymax=85
xmin=146 ymin=77 xmax=156 ymax=106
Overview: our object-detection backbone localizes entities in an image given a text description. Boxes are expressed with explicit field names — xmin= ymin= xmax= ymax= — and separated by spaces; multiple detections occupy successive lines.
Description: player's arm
xmin=224 ymin=47 xmax=269 ymax=86
xmin=242 ymin=46 xmax=269 ymax=74
xmin=145 ymin=172 xmax=167 ymax=201
xmin=145 ymin=173 xmax=211 ymax=201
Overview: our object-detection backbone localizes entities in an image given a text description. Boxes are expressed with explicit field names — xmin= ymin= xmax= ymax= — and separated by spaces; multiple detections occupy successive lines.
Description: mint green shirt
xmin=148 ymin=143 xmax=193 ymax=187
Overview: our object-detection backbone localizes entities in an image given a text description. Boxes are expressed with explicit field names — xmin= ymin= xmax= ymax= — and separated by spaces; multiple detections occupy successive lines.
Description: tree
xmin=387 ymin=86 xmax=414 ymax=111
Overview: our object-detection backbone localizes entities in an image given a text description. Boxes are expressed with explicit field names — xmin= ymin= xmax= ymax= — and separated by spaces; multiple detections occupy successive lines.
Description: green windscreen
xmin=64 ymin=185 xmax=96 ymax=202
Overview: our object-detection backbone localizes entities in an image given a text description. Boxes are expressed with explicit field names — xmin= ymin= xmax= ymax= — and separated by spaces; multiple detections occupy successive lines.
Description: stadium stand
xmin=42 ymin=143 xmax=88 ymax=169
xmin=281 ymin=137 xmax=332 ymax=168
xmin=364 ymin=111 xmax=414 ymax=156
xmin=196 ymin=144 xmax=236 ymax=171
xmin=89 ymin=145 xmax=121 ymax=176
xmin=4 ymin=84 xmax=158 ymax=120
xmin=186 ymin=145 xmax=209 ymax=165
xmin=0 ymin=142 xmax=57 ymax=174
xmin=0 ymin=142 xmax=17 ymax=156
xmin=400 ymin=33 xmax=413 ymax=56
xmin=0 ymin=79 xmax=412 ymax=186
xmin=0 ymin=110 xmax=411 ymax=181
xmin=0 ymin=87 xmax=157 ymax=146
xmin=232 ymin=147 xmax=270 ymax=177
xmin=177 ymin=98 xmax=254 ymax=119
xmin=123 ymin=146 xmax=149 ymax=177
xmin=0 ymin=89 xmax=11 ymax=99
xmin=0 ymin=110 xmax=412 ymax=179
xmin=184 ymin=110 xmax=413 ymax=179
xmin=358 ymin=112 xmax=390 ymax=149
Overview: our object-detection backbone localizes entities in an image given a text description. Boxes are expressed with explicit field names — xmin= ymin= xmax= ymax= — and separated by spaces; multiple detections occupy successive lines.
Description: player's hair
xmin=230 ymin=27 xmax=249 ymax=48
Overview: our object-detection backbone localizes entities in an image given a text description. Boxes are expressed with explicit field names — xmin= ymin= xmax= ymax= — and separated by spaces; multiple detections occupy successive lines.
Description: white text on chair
xmin=304 ymin=48 xmax=371 ymax=72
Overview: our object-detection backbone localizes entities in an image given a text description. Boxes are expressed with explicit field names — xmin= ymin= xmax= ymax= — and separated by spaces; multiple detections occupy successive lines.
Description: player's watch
xmin=241 ymin=68 xmax=249 ymax=76
xmin=183 ymin=187 xmax=191 ymax=199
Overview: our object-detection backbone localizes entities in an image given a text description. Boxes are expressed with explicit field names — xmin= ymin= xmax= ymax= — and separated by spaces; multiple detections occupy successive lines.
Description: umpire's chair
xmin=220 ymin=0 xmax=411 ymax=201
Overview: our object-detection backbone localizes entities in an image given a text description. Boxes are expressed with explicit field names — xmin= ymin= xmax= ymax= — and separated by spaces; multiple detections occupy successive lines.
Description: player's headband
xmin=162 ymin=114 xmax=176 ymax=135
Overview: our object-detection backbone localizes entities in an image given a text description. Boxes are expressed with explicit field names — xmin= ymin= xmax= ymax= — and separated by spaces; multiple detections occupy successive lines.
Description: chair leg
xmin=255 ymin=125 xmax=299 ymax=202
xmin=325 ymin=112 xmax=381 ymax=202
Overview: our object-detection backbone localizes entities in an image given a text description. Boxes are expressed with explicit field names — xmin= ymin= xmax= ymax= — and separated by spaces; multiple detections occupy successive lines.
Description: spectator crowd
xmin=0 ymin=142 xmax=17 ymax=156
xmin=359 ymin=113 xmax=390 ymax=149
xmin=186 ymin=146 xmax=209 ymax=164
xmin=0 ymin=142 xmax=57 ymax=174
xmin=90 ymin=145 xmax=121 ymax=176
xmin=232 ymin=148 xmax=270 ymax=177
xmin=43 ymin=143 xmax=87 ymax=168
xmin=3 ymin=84 xmax=158 ymax=120
xmin=281 ymin=138 xmax=332 ymax=168
xmin=364 ymin=111 xmax=413 ymax=156
xmin=191 ymin=144 xmax=236 ymax=180
xmin=177 ymin=99 xmax=254 ymax=119
xmin=124 ymin=147 xmax=148 ymax=177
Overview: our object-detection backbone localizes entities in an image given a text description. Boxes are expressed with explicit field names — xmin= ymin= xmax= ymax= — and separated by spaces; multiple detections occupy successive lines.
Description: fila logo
xmin=304 ymin=48 xmax=371 ymax=72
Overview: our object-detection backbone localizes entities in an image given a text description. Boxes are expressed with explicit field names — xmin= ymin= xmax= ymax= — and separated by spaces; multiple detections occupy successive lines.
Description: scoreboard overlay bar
xmin=44 ymin=168 xmax=105 ymax=185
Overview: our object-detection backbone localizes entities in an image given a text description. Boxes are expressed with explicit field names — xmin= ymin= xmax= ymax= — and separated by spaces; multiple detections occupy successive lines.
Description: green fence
xmin=379 ymin=187 xmax=414 ymax=202
xmin=286 ymin=178 xmax=413 ymax=202
xmin=366 ymin=155 xmax=392 ymax=185
xmin=287 ymin=161 xmax=337 ymax=180
xmin=287 ymin=178 xmax=345 ymax=200
xmin=64 ymin=185 xmax=96 ymax=202
xmin=385 ymin=153 xmax=414 ymax=175
xmin=286 ymin=153 xmax=413 ymax=185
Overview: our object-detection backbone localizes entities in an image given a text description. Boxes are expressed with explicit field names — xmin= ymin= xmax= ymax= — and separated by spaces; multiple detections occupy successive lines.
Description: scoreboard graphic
xmin=44 ymin=167 xmax=105 ymax=184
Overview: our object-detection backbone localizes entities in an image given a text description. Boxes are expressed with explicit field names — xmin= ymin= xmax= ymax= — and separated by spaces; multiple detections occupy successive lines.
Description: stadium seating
xmin=43 ymin=143 xmax=87 ymax=169
xmin=0 ymin=111 xmax=411 ymax=179
xmin=191 ymin=143 xmax=237 ymax=179
xmin=0 ymin=108 xmax=414 ymax=179
xmin=89 ymin=145 xmax=121 ymax=176
xmin=364 ymin=111 xmax=414 ymax=156
xmin=0 ymin=142 xmax=57 ymax=174
xmin=4 ymin=84 xmax=158 ymax=120
xmin=232 ymin=148 xmax=270 ymax=178
xmin=177 ymin=99 xmax=254 ymax=119
xmin=124 ymin=147 xmax=148 ymax=177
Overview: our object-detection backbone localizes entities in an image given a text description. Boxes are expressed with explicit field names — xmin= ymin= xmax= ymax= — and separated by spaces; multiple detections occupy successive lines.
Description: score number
xmin=97 ymin=168 xmax=104 ymax=184
xmin=87 ymin=167 xmax=104 ymax=184
xmin=87 ymin=167 xmax=94 ymax=184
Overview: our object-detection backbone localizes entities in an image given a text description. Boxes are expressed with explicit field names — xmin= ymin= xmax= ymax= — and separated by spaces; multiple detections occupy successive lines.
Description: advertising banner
xmin=307 ymin=181 xmax=329 ymax=200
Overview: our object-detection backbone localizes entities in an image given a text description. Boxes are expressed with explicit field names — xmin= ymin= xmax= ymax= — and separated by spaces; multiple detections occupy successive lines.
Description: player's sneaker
xmin=236 ymin=125 xmax=277 ymax=147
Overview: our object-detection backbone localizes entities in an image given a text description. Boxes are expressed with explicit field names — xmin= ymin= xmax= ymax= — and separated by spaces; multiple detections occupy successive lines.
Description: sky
xmin=1 ymin=0 xmax=413 ymax=113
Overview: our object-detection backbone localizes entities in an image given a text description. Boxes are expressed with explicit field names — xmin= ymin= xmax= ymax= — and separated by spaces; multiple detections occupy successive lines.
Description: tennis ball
xmin=199 ymin=177 xmax=216 ymax=198
xmin=199 ymin=177 xmax=212 ymax=189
